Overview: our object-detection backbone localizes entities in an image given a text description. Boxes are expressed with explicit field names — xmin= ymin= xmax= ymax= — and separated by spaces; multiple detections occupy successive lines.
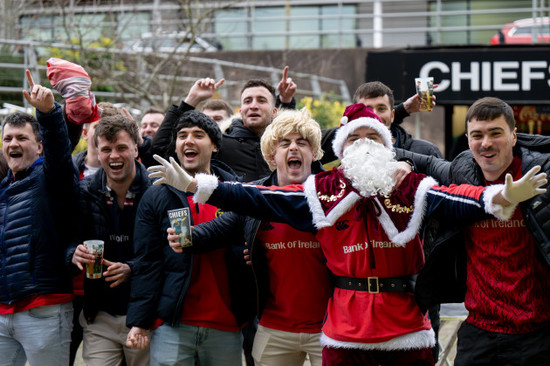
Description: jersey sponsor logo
xmin=110 ymin=234 xmax=130 ymax=243
xmin=342 ymin=240 xmax=402 ymax=253
xmin=343 ymin=242 xmax=367 ymax=254
xmin=264 ymin=240 xmax=321 ymax=250
xmin=472 ymin=218 xmax=525 ymax=229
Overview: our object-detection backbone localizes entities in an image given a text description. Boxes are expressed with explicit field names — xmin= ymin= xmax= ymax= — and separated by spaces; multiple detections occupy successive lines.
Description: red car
xmin=491 ymin=17 xmax=550 ymax=44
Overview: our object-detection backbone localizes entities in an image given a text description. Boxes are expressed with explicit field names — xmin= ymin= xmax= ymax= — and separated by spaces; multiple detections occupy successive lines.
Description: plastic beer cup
xmin=84 ymin=240 xmax=104 ymax=279
xmin=415 ymin=77 xmax=434 ymax=111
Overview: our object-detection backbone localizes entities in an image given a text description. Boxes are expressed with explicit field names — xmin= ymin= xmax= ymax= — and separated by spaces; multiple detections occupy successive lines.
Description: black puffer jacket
xmin=396 ymin=133 xmax=550 ymax=311
xmin=126 ymin=160 xmax=254 ymax=329
xmin=69 ymin=162 xmax=151 ymax=322
xmin=1 ymin=103 xmax=78 ymax=304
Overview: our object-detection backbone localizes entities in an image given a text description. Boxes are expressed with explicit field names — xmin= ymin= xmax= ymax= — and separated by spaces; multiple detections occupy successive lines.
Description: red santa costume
xmin=190 ymin=104 xmax=513 ymax=365
xmin=305 ymin=105 xmax=437 ymax=352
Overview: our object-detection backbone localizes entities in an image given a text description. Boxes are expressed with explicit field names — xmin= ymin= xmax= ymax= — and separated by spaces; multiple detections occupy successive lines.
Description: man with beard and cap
xmin=147 ymin=103 xmax=547 ymax=366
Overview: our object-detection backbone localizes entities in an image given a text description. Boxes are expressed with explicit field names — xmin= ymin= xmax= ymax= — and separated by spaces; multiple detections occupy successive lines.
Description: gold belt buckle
xmin=367 ymin=277 xmax=379 ymax=294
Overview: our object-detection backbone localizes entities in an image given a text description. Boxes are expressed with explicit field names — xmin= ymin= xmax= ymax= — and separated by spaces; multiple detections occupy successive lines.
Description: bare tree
xmin=5 ymin=0 xmax=230 ymax=109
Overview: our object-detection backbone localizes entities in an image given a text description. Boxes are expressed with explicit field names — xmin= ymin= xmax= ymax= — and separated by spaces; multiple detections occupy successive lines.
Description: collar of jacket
xmin=224 ymin=119 xmax=260 ymax=139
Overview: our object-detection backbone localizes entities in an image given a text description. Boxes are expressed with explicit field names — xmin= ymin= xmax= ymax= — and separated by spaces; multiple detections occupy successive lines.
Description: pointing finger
xmin=282 ymin=66 xmax=289 ymax=82
xmin=25 ymin=69 xmax=35 ymax=89
xmin=214 ymin=78 xmax=225 ymax=89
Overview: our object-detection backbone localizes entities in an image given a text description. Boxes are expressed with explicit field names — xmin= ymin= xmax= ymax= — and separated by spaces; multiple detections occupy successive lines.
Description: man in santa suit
xmin=148 ymin=103 xmax=547 ymax=366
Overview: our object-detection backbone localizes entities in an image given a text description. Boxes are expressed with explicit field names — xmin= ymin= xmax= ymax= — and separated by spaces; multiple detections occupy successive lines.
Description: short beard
xmin=341 ymin=138 xmax=397 ymax=197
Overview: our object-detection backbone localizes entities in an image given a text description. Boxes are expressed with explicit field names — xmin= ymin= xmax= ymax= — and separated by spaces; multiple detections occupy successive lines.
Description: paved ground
xmin=34 ymin=304 xmax=468 ymax=366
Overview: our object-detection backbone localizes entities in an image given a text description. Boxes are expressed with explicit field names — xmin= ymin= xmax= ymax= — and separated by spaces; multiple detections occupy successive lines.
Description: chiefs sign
xmin=366 ymin=45 xmax=550 ymax=104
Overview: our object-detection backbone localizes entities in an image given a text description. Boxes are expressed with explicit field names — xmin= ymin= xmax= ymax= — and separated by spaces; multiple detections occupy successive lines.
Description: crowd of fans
xmin=0 ymin=59 xmax=548 ymax=366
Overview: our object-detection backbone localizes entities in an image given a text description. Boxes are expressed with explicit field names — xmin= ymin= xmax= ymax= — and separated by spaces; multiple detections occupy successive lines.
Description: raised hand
xmin=184 ymin=78 xmax=225 ymax=107
xmin=22 ymin=70 xmax=55 ymax=114
xmin=502 ymin=165 xmax=547 ymax=204
xmin=277 ymin=66 xmax=297 ymax=104
xmin=148 ymin=154 xmax=195 ymax=192
xmin=403 ymin=85 xmax=438 ymax=114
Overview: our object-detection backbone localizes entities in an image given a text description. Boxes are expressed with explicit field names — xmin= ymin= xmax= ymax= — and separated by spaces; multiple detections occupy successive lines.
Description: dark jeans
xmin=455 ymin=322 xmax=550 ymax=366
xmin=322 ymin=346 xmax=434 ymax=366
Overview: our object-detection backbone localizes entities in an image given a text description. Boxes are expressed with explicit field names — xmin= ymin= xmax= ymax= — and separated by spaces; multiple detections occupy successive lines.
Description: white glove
xmin=502 ymin=165 xmax=547 ymax=204
xmin=148 ymin=154 xmax=193 ymax=192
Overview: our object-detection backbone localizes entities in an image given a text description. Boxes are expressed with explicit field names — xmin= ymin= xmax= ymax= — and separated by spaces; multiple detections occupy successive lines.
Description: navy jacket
xmin=126 ymin=160 xmax=254 ymax=329
xmin=1 ymin=103 xmax=78 ymax=304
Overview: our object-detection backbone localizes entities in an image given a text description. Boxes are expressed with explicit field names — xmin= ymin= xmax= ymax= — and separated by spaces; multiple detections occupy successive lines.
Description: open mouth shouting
xmin=8 ymin=150 xmax=23 ymax=160
xmin=183 ymin=149 xmax=198 ymax=161
xmin=287 ymin=156 xmax=303 ymax=171
xmin=109 ymin=162 xmax=124 ymax=173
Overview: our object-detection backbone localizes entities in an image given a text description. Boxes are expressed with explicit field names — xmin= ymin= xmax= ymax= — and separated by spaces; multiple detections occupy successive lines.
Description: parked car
xmin=129 ymin=32 xmax=220 ymax=53
xmin=491 ymin=17 xmax=550 ymax=44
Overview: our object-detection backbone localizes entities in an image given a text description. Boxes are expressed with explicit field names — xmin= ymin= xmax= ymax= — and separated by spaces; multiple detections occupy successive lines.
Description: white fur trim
xmin=320 ymin=329 xmax=435 ymax=351
xmin=303 ymin=175 xmax=360 ymax=229
xmin=482 ymin=184 xmax=517 ymax=220
xmin=193 ymin=173 xmax=219 ymax=204
xmin=332 ymin=117 xmax=393 ymax=160
xmin=374 ymin=176 xmax=438 ymax=246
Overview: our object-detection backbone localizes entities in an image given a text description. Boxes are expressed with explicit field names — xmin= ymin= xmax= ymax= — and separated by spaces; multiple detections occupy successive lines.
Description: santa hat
xmin=332 ymin=103 xmax=393 ymax=159
xmin=46 ymin=58 xmax=101 ymax=125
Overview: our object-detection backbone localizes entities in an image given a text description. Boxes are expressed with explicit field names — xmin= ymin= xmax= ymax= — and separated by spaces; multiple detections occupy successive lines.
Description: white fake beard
xmin=341 ymin=138 xmax=397 ymax=197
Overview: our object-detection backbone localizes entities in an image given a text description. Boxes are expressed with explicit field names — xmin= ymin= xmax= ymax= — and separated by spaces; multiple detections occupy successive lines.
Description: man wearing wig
xmin=148 ymin=103 xmax=546 ymax=366
xmin=169 ymin=108 xmax=330 ymax=365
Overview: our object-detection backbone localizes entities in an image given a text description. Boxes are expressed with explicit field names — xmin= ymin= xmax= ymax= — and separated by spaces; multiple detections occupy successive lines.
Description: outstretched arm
xmin=24 ymin=70 xmax=77 ymax=194
xmin=148 ymin=155 xmax=315 ymax=232
xmin=427 ymin=165 xmax=547 ymax=223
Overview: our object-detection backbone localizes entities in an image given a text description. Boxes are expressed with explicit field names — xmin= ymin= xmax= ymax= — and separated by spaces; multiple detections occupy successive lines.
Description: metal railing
xmin=6 ymin=1 xmax=550 ymax=49
xmin=0 ymin=39 xmax=350 ymax=110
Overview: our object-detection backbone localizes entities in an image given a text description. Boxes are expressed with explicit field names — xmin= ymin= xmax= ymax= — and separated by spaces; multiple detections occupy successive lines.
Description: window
xmin=214 ymin=4 xmax=356 ymax=51
xmin=20 ymin=12 xmax=151 ymax=48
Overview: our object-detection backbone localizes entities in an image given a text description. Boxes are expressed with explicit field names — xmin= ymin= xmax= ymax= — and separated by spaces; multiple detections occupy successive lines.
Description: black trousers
xmin=455 ymin=322 xmax=550 ymax=366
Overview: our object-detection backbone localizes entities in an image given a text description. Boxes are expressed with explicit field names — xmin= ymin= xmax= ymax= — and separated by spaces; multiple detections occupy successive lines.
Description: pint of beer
xmin=84 ymin=240 xmax=104 ymax=279
xmin=415 ymin=77 xmax=434 ymax=111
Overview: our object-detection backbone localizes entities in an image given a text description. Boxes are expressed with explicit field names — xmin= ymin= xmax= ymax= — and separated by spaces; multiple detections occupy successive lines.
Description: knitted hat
xmin=46 ymin=58 xmax=101 ymax=125
xmin=332 ymin=103 xmax=393 ymax=159
xmin=175 ymin=111 xmax=223 ymax=150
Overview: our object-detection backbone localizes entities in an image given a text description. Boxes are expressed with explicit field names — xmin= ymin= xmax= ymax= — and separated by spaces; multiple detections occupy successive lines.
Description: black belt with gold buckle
xmin=334 ymin=274 xmax=418 ymax=294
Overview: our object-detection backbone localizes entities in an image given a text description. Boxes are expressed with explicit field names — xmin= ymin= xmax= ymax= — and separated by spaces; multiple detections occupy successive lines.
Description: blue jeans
xmin=0 ymin=302 xmax=73 ymax=366
xmin=150 ymin=323 xmax=242 ymax=366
